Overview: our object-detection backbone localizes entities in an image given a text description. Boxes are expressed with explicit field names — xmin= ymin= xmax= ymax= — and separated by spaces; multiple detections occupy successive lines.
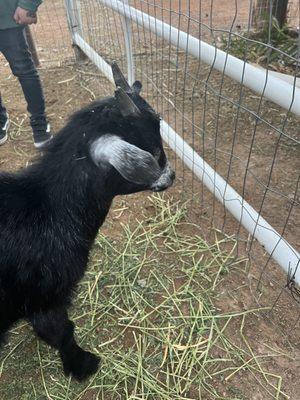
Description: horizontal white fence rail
xmin=71 ymin=30 xmax=300 ymax=285
xmin=97 ymin=0 xmax=300 ymax=117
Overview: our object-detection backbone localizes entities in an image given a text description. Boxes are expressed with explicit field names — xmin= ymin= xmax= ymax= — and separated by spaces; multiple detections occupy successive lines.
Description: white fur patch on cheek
xmin=90 ymin=134 xmax=119 ymax=165
xmin=90 ymin=134 xmax=162 ymax=185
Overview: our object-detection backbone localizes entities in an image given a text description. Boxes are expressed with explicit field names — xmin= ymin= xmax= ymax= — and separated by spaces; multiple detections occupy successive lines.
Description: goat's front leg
xmin=0 ymin=317 xmax=14 ymax=347
xmin=29 ymin=307 xmax=100 ymax=380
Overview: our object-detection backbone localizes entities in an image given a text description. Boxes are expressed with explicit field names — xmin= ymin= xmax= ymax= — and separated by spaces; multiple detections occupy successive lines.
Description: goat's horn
xmin=111 ymin=62 xmax=132 ymax=92
xmin=115 ymin=87 xmax=140 ymax=117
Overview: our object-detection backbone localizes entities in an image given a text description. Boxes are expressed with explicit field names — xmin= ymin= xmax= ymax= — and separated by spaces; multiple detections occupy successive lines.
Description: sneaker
xmin=0 ymin=114 xmax=9 ymax=146
xmin=31 ymin=117 xmax=53 ymax=149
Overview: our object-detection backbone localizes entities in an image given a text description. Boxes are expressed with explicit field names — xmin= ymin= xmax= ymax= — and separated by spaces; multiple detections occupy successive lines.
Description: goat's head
xmin=87 ymin=62 xmax=175 ymax=196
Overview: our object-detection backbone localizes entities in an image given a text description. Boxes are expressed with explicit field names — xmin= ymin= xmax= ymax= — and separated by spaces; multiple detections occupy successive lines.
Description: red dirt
xmin=0 ymin=1 xmax=299 ymax=398
xmin=0 ymin=61 xmax=299 ymax=399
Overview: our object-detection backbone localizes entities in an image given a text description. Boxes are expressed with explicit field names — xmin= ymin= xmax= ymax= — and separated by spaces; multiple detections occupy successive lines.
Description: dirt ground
xmin=0 ymin=57 xmax=299 ymax=399
xmin=0 ymin=0 xmax=299 ymax=398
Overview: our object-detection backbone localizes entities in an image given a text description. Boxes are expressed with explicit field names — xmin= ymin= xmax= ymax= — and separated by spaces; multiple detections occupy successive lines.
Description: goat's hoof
xmin=63 ymin=350 xmax=100 ymax=381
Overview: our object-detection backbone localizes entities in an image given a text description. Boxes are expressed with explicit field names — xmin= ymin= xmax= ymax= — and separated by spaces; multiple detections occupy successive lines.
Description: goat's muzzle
xmin=150 ymin=163 xmax=175 ymax=192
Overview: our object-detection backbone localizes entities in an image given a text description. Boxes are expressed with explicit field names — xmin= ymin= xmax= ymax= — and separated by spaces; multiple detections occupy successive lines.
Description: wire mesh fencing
xmin=29 ymin=1 xmax=300 ymax=321
xmin=29 ymin=0 xmax=74 ymax=66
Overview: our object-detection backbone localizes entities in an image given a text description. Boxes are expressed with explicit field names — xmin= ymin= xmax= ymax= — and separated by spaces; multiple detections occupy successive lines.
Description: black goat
xmin=0 ymin=63 xmax=175 ymax=380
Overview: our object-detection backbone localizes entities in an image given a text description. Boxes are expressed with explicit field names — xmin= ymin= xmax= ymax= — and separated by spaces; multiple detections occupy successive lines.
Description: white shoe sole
xmin=34 ymin=135 xmax=53 ymax=149
xmin=0 ymin=119 xmax=10 ymax=145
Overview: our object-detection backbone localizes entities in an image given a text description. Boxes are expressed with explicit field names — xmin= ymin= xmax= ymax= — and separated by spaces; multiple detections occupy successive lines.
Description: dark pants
xmin=0 ymin=27 xmax=45 ymax=124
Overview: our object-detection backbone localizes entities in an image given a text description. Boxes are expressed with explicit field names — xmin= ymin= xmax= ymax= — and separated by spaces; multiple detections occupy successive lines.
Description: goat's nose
xmin=150 ymin=163 xmax=175 ymax=192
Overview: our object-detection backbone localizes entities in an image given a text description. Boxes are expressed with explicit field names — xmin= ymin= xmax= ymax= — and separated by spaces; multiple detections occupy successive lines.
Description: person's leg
xmin=29 ymin=307 xmax=100 ymax=380
xmin=0 ymin=27 xmax=52 ymax=147
xmin=0 ymin=27 xmax=45 ymax=119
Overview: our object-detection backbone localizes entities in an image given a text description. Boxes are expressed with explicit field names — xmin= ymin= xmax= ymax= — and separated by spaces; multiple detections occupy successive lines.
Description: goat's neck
xmin=37 ymin=156 xmax=113 ymax=239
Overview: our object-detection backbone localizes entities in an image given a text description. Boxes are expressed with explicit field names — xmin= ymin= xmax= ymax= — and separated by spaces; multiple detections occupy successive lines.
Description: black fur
xmin=0 ymin=90 xmax=173 ymax=380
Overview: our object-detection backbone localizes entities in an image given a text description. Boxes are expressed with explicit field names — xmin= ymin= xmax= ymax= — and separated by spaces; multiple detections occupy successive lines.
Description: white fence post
xmin=64 ymin=0 xmax=85 ymax=60
xmin=121 ymin=0 xmax=135 ymax=85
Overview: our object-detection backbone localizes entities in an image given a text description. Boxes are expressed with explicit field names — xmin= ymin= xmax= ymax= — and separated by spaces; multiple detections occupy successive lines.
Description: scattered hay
xmin=0 ymin=195 xmax=291 ymax=399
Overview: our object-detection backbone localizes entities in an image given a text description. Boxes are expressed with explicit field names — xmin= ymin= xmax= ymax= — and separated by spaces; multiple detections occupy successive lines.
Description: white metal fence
xmin=64 ymin=0 xmax=300 ymax=303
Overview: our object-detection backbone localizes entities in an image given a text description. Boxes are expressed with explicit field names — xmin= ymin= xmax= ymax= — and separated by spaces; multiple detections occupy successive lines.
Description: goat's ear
xmin=111 ymin=61 xmax=131 ymax=92
xmin=90 ymin=135 xmax=161 ymax=185
xmin=115 ymin=87 xmax=141 ymax=117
